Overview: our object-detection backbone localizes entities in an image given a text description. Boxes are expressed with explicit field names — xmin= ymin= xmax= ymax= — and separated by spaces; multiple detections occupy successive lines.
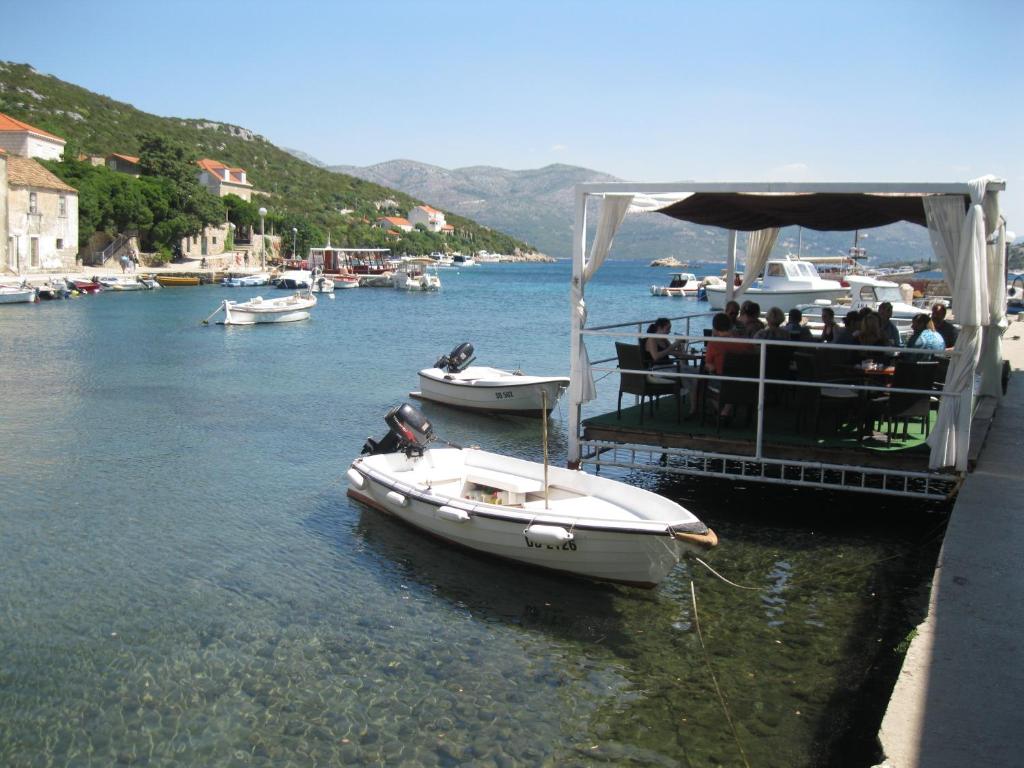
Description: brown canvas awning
xmin=655 ymin=192 xmax=969 ymax=232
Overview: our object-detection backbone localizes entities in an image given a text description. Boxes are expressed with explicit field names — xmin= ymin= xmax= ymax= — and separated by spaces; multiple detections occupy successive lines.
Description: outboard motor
xmin=434 ymin=342 xmax=475 ymax=373
xmin=361 ymin=403 xmax=436 ymax=457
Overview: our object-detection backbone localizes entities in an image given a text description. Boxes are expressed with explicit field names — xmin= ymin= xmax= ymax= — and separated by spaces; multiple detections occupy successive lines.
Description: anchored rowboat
xmin=348 ymin=405 xmax=717 ymax=587
xmin=206 ymin=292 xmax=317 ymax=325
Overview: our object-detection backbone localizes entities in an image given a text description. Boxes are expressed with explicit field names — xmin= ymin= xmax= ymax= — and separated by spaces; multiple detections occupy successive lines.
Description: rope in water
xmin=695 ymin=557 xmax=761 ymax=590
xmin=690 ymin=580 xmax=751 ymax=768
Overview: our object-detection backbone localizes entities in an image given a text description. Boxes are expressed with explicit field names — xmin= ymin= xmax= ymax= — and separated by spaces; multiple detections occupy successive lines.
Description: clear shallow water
xmin=0 ymin=262 xmax=945 ymax=767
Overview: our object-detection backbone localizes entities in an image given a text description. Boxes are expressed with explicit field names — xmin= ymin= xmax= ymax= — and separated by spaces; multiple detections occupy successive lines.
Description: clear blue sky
xmin=4 ymin=0 xmax=1022 ymax=230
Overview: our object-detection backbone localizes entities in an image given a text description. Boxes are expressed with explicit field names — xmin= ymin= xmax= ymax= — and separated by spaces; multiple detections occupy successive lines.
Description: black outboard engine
xmin=434 ymin=342 xmax=475 ymax=373
xmin=361 ymin=403 xmax=436 ymax=457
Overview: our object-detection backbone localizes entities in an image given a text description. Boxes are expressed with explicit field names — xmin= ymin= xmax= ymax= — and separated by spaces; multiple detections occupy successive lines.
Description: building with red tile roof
xmin=408 ymin=204 xmax=447 ymax=232
xmin=4 ymin=155 xmax=78 ymax=272
xmin=196 ymin=158 xmax=253 ymax=201
xmin=374 ymin=216 xmax=414 ymax=233
xmin=106 ymin=153 xmax=142 ymax=177
xmin=0 ymin=112 xmax=66 ymax=161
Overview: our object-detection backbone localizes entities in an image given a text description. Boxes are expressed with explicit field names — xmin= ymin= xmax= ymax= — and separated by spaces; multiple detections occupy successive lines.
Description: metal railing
xmin=577 ymin=310 xmax=964 ymax=499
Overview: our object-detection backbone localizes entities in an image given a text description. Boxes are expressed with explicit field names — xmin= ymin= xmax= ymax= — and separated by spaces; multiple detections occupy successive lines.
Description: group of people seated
xmin=638 ymin=299 xmax=957 ymax=421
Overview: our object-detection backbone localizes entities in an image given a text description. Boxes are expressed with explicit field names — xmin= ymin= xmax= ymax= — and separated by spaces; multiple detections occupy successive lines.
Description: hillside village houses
xmin=101 ymin=152 xmax=270 ymax=264
xmin=376 ymin=205 xmax=454 ymax=236
xmin=0 ymin=112 xmax=78 ymax=274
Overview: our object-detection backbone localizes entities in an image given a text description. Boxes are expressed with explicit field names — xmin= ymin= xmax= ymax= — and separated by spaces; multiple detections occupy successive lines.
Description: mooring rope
xmin=690 ymin=580 xmax=751 ymax=768
xmin=695 ymin=557 xmax=762 ymax=591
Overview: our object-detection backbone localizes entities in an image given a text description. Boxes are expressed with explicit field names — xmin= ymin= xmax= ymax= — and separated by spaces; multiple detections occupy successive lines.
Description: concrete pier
xmin=878 ymin=325 xmax=1024 ymax=766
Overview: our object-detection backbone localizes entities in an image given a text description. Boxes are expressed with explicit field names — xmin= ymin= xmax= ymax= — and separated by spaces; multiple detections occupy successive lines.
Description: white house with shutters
xmin=408 ymin=204 xmax=447 ymax=233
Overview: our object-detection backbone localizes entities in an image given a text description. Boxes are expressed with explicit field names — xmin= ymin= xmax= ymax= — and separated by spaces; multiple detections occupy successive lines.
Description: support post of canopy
xmin=724 ymin=230 xmax=738 ymax=304
xmin=567 ymin=189 xmax=588 ymax=469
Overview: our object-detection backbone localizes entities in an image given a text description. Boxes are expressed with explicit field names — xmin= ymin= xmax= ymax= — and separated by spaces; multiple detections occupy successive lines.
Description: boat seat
xmin=464 ymin=467 xmax=544 ymax=494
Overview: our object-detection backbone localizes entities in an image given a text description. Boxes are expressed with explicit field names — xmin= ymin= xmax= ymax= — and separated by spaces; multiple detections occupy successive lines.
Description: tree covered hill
xmin=0 ymin=61 xmax=535 ymax=257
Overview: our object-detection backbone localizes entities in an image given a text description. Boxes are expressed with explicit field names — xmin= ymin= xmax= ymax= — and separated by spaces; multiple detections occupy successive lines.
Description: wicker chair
xmin=615 ymin=342 xmax=682 ymax=424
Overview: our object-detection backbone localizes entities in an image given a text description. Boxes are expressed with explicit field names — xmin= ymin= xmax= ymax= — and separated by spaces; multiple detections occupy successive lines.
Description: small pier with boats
xmin=566 ymin=178 xmax=1009 ymax=501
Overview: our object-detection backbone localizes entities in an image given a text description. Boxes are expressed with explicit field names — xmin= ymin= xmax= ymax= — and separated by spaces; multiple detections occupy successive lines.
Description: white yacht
xmin=704 ymin=256 xmax=847 ymax=311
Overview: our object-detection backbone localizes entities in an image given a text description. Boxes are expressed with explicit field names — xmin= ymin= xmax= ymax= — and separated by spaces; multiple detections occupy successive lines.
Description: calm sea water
xmin=0 ymin=262 xmax=946 ymax=767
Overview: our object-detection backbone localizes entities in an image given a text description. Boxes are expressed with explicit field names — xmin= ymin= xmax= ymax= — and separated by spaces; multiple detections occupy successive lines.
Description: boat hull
xmin=0 ymin=288 xmax=37 ymax=304
xmin=156 ymin=275 xmax=201 ymax=286
xmin=417 ymin=367 xmax=569 ymax=415
xmin=347 ymin=448 xmax=715 ymax=587
xmin=221 ymin=294 xmax=317 ymax=325
xmin=705 ymin=284 xmax=848 ymax=311
xmin=650 ymin=286 xmax=699 ymax=297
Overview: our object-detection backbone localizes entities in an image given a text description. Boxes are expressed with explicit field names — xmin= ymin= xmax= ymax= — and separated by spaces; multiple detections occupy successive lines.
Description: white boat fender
xmin=346 ymin=467 xmax=366 ymax=489
xmin=524 ymin=524 xmax=574 ymax=545
xmin=385 ymin=490 xmax=409 ymax=507
xmin=436 ymin=505 xmax=471 ymax=523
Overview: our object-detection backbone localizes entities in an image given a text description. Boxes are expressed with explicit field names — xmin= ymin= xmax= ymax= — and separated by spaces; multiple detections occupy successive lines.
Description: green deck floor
xmin=584 ymin=398 xmax=936 ymax=455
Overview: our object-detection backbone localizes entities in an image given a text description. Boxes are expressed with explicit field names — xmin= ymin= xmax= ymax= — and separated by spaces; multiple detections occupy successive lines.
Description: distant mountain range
xmin=322 ymin=157 xmax=935 ymax=264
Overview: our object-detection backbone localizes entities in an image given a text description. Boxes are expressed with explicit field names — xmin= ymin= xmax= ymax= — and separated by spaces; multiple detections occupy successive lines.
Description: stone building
xmin=0 ymin=150 xmax=8 ymax=272
xmin=5 ymin=155 xmax=78 ymax=272
xmin=196 ymin=158 xmax=253 ymax=202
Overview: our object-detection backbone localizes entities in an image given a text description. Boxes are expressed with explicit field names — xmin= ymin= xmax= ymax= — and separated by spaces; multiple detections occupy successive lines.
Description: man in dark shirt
xmin=878 ymin=302 xmax=902 ymax=347
xmin=931 ymin=304 xmax=959 ymax=348
xmin=784 ymin=308 xmax=813 ymax=342
xmin=834 ymin=311 xmax=860 ymax=346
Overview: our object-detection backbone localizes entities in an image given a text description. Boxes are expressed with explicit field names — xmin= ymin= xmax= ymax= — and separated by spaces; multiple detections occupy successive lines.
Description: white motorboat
xmin=97 ymin=275 xmax=145 ymax=291
xmin=222 ymin=273 xmax=271 ymax=287
xmin=705 ymin=256 xmax=847 ymax=311
xmin=275 ymin=269 xmax=312 ymax=290
xmin=334 ymin=272 xmax=360 ymax=289
xmin=650 ymin=272 xmax=700 ymax=297
xmin=138 ymin=277 xmax=162 ymax=290
xmin=844 ymin=275 xmax=919 ymax=318
xmin=414 ymin=343 xmax=570 ymax=416
xmin=206 ymin=292 xmax=317 ymax=325
xmin=452 ymin=253 xmax=476 ymax=267
xmin=347 ymin=405 xmax=717 ymax=588
xmin=0 ymin=283 xmax=37 ymax=304
xmin=394 ymin=258 xmax=442 ymax=291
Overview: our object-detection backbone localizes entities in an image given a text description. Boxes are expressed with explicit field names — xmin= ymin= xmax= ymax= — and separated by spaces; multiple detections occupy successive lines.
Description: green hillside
xmin=0 ymin=61 xmax=535 ymax=257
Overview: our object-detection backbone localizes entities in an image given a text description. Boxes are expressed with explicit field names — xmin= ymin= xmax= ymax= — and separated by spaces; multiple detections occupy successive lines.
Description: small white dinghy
xmin=0 ymin=283 xmax=37 ymax=304
xmin=347 ymin=405 xmax=717 ymax=587
xmin=414 ymin=343 xmax=569 ymax=416
xmin=204 ymin=291 xmax=317 ymax=325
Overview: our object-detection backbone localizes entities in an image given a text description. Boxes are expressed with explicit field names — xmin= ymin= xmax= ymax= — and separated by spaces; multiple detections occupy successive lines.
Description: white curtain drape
xmin=570 ymin=194 xmax=633 ymax=404
xmin=978 ymin=215 xmax=1007 ymax=398
xmin=735 ymin=228 xmax=780 ymax=298
xmin=923 ymin=176 xmax=998 ymax=470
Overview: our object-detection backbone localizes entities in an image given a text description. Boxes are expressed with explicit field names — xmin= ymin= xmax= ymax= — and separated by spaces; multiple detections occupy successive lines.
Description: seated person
xmin=906 ymin=313 xmax=946 ymax=351
xmin=724 ymin=300 xmax=744 ymax=334
xmin=818 ymin=306 xmax=837 ymax=343
xmin=878 ymin=302 xmax=902 ymax=347
xmin=738 ymin=301 xmax=765 ymax=337
xmin=834 ymin=311 xmax=861 ymax=345
xmin=783 ymin=308 xmax=814 ymax=342
xmin=754 ymin=307 xmax=791 ymax=341
xmin=931 ymin=304 xmax=959 ymax=348
xmin=706 ymin=312 xmax=753 ymax=374
xmin=856 ymin=312 xmax=888 ymax=345
xmin=642 ymin=317 xmax=686 ymax=369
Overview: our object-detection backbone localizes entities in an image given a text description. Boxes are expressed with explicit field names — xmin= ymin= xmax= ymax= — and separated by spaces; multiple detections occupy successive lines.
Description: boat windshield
xmin=875 ymin=285 xmax=904 ymax=302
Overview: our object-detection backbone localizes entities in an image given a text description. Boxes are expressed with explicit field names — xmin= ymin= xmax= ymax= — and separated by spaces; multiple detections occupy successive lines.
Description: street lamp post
xmin=292 ymin=227 xmax=298 ymax=263
xmin=258 ymin=207 xmax=268 ymax=269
